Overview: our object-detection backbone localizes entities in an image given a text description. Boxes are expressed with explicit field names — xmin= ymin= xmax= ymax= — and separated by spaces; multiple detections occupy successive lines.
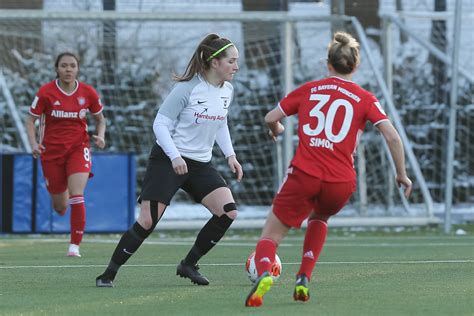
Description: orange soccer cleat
xmin=245 ymin=272 xmax=273 ymax=307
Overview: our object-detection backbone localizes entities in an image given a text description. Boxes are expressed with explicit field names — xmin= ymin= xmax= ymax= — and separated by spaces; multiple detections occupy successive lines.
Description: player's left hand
xmin=227 ymin=155 xmax=243 ymax=182
xmin=396 ymin=175 xmax=412 ymax=198
xmin=93 ymin=135 xmax=106 ymax=149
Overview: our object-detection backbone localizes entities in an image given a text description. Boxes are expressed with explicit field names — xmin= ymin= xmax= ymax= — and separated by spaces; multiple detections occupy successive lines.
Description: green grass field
xmin=1 ymin=229 xmax=473 ymax=316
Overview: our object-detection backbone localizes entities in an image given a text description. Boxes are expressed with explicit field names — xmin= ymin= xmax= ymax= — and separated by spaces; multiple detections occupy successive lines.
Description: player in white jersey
xmin=97 ymin=33 xmax=243 ymax=287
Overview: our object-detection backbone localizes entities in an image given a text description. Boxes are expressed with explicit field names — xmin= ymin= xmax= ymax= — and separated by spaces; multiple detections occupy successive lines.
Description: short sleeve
xmin=278 ymin=84 xmax=307 ymax=116
xmin=158 ymin=80 xmax=196 ymax=120
xmin=365 ymin=94 xmax=389 ymax=126
xmin=88 ymin=87 xmax=103 ymax=115
xmin=29 ymin=91 xmax=48 ymax=117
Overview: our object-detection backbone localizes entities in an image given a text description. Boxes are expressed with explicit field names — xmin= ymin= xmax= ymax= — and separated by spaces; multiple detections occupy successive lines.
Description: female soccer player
xmin=96 ymin=33 xmax=243 ymax=287
xmin=25 ymin=52 xmax=106 ymax=257
xmin=245 ymin=32 xmax=413 ymax=307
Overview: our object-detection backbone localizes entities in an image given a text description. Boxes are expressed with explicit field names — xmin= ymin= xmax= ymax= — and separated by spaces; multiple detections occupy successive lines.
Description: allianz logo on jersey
xmin=51 ymin=109 xmax=87 ymax=119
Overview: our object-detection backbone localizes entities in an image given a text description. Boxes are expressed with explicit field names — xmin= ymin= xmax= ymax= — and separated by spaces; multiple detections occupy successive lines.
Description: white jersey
xmin=157 ymin=75 xmax=234 ymax=162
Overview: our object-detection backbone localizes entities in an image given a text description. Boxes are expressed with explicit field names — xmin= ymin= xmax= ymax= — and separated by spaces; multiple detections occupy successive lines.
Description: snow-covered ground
xmin=146 ymin=202 xmax=474 ymax=226
xmin=5 ymin=0 xmax=472 ymax=222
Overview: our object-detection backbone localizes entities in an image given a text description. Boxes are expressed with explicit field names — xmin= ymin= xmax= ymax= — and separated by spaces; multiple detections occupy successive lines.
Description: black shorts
xmin=139 ymin=144 xmax=228 ymax=204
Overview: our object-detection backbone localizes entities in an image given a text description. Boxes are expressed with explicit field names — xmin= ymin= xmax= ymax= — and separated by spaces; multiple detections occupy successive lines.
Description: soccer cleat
xmin=96 ymin=274 xmax=114 ymax=288
xmin=67 ymin=244 xmax=81 ymax=257
xmin=176 ymin=260 xmax=209 ymax=285
xmin=245 ymin=272 xmax=273 ymax=307
xmin=293 ymin=274 xmax=310 ymax=302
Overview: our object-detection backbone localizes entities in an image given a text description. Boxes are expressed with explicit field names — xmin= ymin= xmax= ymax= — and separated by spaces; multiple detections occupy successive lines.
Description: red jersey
xmin=279 ymin=76 xmax=388 ymax=182
xmin=29 ymin=80 xmax=103 ymax=161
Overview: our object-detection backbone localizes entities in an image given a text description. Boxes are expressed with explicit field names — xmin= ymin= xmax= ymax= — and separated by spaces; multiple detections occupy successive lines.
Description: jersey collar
xmin=330 ymin=76 xmax=354 ymax=83
xmin=198 ymin=74 xmax=225 ymax=89
xmin=55 ymin=79 xmax=79 ymax=96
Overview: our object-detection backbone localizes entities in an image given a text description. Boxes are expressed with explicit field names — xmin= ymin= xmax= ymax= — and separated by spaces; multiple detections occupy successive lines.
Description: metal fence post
xmin=381 ymin=16 xmax=395 ymax=211
xmin=0 ymin=69 xmax=32 ymax=152
xmin=282 ymin=20 xmax=294 ymax=181
xmin=444 ymin=0 xmax=462 ymax=234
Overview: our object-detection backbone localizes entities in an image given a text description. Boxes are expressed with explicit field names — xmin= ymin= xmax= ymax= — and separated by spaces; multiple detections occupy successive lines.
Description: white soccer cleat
xmin=67 ymin=244 xmax=81 ymax=257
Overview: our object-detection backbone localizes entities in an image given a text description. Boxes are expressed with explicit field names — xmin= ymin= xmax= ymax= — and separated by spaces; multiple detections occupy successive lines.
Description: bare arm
xmin=25 ymin=114 xmax=44 ymax=159
xmin=92 ymin=112 xmax=106 ymax=149
xmin=376 ymin=120 xmax=413 ymax=197
xmin=264 ymin=107 xmax=286 ymax=142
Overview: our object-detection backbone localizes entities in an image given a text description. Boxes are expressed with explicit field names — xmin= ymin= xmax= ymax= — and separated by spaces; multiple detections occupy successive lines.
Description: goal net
xmin=0 ymin=9 xmax=437 ymax=225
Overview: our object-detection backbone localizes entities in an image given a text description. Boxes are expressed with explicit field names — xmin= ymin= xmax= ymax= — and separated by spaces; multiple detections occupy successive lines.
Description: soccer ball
xmin=245 ymin=251 xmax=282 ymax=283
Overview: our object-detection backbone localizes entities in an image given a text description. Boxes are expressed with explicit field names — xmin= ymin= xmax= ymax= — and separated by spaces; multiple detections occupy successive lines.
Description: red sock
xmin=69 ymin=195 xmax=85 ymax=246
xmin=255 ymin=238 xmax=277 ymax=277
xmin=297 ymin=219 xmax=328 ymax=280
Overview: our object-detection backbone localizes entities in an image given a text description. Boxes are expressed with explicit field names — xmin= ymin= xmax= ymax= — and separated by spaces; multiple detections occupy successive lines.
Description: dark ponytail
xmin=174 ymin=33 xmax=233 ymax=82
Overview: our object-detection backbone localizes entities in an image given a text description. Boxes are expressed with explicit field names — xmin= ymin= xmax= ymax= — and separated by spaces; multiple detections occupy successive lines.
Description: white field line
xmin=1 ymin=238 xmax=473 ymax=248
xmin=0 ymin=260 xmax=473 ymax=270
xmin=3 ymin=235 xmax=474 ymax=242
xmin=300 ymin=235 xmax=474 ymax=241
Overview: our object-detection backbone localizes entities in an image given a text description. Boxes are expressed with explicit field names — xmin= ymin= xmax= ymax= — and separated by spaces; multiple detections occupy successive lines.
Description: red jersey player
xmin=245 ymin=32 xmax=412 ymax=307
xmin=25 ymin=52 xmax=106 ymax=257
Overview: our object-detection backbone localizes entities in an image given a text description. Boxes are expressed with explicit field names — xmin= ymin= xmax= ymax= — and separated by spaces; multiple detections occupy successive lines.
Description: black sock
xmin=184 ymin=215 xmax=233 ymax=266
xmin=102 ymin=222 xmax=150 ymax=279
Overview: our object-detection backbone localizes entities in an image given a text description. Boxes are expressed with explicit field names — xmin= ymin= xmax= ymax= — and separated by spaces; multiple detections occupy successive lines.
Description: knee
xmin=137 ymin=204 xmax=154 ymax=230
xmin=137 ymin=216 xmax=154 ymax=231
xmin=53 ymin=202 xmax=68 ymax=214
xmin=137 ymin=200 xmax=163 ymax=231
xmin=223 ymin=202 xmax=238 ymax=220
xmin=225 ymin=210 xmax=238 ymax=220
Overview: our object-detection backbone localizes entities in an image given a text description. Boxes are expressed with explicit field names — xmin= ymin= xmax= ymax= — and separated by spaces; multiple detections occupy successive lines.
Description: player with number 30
xmin=245 ymin=32 xmax=413 ymax=307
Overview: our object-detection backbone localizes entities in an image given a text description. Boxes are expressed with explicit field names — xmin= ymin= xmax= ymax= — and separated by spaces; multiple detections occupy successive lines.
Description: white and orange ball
xmin=245 ymin=251 xmax=282 ymax=283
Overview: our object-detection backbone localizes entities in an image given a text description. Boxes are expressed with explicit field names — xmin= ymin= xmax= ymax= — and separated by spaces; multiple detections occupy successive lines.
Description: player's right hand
xmin=32 ymin=143 xmax=45 ymax=159
xmin=396 ymin=175 xmax=412 ymax=198
xmin=268 ymin=122 xmax=285 ymax=142
xmin=268 ymin=130 xmax=278 ymax=142
xmin=172 ymin=157 xmax=188 ymax=175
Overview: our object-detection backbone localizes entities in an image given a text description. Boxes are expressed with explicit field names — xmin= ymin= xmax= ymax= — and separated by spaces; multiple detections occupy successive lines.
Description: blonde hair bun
xmin=334 ymin=32 xmax=358 ymax=47
xmin=327 ymin=32 xmax=360 ymax=74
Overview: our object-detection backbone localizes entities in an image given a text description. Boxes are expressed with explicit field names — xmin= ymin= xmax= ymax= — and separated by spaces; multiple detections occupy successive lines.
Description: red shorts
xmin=272 ymin=166 xmax=356 ymax=228
xmin=41 ymin=144 xmax=92 ymax=194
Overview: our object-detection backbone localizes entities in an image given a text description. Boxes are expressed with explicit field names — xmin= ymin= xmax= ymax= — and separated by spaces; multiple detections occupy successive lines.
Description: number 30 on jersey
xmin=302 ymin=94 xmax=354 ymax=143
